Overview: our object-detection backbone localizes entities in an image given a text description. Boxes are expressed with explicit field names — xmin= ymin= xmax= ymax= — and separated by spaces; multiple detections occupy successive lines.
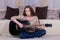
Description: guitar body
xmin=9 ymin=19 xmax=30 ymax=35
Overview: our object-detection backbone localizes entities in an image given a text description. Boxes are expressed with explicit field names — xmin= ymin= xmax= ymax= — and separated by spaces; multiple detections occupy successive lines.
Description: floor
xmin=0 ymin=35 xmax=60 ymax=40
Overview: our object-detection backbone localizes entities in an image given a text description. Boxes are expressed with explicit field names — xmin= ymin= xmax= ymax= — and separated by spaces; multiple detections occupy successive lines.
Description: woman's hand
xmin=18 ymin=23 xmax=24 ymax=28
xmin=40 ymin=24 xmax=45 ymax=28
xmin=36 ymin=24 xmax=45 ymax=30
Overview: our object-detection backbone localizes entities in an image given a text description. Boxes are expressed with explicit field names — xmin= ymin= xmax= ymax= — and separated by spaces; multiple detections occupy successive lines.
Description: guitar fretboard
xmin=25 ymin=25 xmax=40 ymax=28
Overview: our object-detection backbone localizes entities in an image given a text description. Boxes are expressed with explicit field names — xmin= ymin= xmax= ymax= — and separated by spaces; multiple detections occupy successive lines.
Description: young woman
xmin=10 ymin=6 xmax=46 ymax=39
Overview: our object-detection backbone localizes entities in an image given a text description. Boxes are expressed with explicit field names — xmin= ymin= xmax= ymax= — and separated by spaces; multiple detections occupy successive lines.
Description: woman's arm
xmin=11 ymin=15 xmax=24 ymax=28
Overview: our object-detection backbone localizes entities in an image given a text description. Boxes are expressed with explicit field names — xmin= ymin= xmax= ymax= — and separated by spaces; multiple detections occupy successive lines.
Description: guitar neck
xmin=25 ymin=25 xmax=40 ymax=27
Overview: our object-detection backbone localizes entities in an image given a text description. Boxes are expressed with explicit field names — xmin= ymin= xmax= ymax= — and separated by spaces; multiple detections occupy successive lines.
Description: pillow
xmin=36 ymin=6 xmax=48 ymax=19
xmin=5 ymin=6 xmax=19 ymax=19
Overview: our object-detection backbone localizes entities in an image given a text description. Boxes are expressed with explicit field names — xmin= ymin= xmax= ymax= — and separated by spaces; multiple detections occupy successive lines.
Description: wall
xmin=48 ymin=0 xmax=60 ymax=10
xmin=15 ymin=0 xmax=48 ymax=7
xmin=40 ymin=0 xmax=48 ymax=7
xmin=0 ymin=0 xmax=6 ymax=10
xmin=0 ymin=0 xmax=48 ymax=19
xmin=0 ymin=0 xmax=48 ymax=9
xmin=47 ymin=0 xmax=60 ymax=19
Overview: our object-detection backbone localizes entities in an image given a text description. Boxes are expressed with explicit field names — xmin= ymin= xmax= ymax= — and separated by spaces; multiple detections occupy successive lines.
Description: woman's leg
xmin=19 ymin=29 xmax=46 ymax=39
xmin=34 ymin=29 xmax=46 ymax=37
xmin=19 ymin=31 xmax=35 ymax=39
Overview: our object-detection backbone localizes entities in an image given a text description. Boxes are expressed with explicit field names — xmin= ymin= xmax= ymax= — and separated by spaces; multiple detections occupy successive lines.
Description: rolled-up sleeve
xmin=35 ymin=16 xmax=40 ymax=25
xmin=34 ymin=16 xmax=41 ymax=29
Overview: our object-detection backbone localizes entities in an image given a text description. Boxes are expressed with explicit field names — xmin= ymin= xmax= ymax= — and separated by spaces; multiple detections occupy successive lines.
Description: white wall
xmin=48 ymin=0 xmax=60 ymax=10
xmin=0 ymin=0 xmax=41 ymax=10
xmin=20 ymin=0 xmax=41 ymax=7
xmin=7 ymin=0 xmax=17 ymax=8
xmin=20 ymin=0 xmax=48 ymax=7
xmin=0 ymin=0 xmax=17 ymax=10
xmin=0 ymin=0 xmax=6 ymax=10
xmin=40 ymin=0 xmax=48 ymax=7
xmin=0 ymin=0 xmax=48 ymax=10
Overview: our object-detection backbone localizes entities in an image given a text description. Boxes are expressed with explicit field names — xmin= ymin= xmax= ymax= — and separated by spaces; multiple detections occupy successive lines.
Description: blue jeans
xmin=19 ymin=29 xmax=46 ymax=39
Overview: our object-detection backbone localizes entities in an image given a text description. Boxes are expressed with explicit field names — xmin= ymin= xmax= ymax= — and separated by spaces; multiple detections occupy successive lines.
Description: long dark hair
xmin=23 ymin=6 xmax=36 ymax=16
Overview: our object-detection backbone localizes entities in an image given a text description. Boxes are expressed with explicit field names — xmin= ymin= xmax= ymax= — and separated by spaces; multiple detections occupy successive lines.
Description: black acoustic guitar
xmin=16 ymin=20 xmax=40 ymax=33
xmin=9 ymin=19 xmax=40 ymax=35
xmin=9 ymin=19 xmax=52 ymax=36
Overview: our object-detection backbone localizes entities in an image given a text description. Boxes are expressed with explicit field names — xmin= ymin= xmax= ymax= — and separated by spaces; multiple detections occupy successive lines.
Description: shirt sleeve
xmin=35 ymin=16 xmax=40 ymax=25
xmin=34 ymin=16 xmax=41 ymax=29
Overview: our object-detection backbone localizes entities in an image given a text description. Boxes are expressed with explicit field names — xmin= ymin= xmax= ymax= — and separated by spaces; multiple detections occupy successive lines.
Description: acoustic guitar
xmin=17 ymin=20 xmax=40 ymax=33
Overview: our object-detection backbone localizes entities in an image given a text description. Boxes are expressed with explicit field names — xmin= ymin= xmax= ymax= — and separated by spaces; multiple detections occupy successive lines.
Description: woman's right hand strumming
xmin=18 ymin=23 xmax=24 ymax=28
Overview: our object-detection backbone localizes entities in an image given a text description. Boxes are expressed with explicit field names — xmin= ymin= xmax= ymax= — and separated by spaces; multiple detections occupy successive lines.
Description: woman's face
xmin=25 ymin=8 xmax=31 ymax=16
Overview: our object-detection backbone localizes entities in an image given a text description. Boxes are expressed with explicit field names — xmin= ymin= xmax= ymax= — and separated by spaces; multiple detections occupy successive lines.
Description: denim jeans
xmin=19 ymin=29 xmax=46 ymax=39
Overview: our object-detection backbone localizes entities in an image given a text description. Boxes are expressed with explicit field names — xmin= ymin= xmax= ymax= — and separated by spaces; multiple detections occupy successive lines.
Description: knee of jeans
xmin=39 ymin=29 xmax=46 ymax=35
xmin=42 ymin=29 xmax=46 ymax=35
xmin=19 ymin=33 xmax=24 ymax=38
